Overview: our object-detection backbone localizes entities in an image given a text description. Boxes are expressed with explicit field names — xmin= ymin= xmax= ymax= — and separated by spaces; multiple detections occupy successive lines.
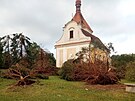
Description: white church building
xmin=55 ymin=0 xmax=108 ymax=67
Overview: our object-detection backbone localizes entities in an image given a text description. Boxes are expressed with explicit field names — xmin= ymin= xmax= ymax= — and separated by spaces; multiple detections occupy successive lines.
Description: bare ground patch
xmin=85 ymin=83 xmax=125 ymax=91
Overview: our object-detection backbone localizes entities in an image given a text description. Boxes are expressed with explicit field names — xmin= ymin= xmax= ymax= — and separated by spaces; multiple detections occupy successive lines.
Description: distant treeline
xmin=111 ymin=54 xmax=135 ymax=78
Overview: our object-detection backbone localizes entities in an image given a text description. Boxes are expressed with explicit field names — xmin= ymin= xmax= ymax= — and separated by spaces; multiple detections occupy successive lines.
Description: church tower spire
xmin=76 ymin=0 xmax=81 ymax=13
xmin=72 ymin=0 xmax=93 ymax=33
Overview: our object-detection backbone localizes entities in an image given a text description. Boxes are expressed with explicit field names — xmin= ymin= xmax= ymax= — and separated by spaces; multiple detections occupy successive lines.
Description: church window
xmin=70 ymin=30 xmax=74 ymax=39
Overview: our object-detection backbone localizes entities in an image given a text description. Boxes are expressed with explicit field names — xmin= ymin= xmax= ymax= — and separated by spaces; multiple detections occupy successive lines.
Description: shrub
xmin=58 ymin=60 xmax=75 ymax=81
xmin=125 ymin=61 xmax=135 ymax=81
xmin=35 ymin=74 xmax=49 ymax=79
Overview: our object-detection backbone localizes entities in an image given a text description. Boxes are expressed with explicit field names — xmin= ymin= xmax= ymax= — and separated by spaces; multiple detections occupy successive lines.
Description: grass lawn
xmin=0 ymin=76 xmax=135 ymax=101
xmin=120 ymin=79 xmax=135 ymax=84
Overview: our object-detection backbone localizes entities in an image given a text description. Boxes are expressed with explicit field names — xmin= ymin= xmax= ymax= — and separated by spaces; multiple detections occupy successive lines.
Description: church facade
xmin=55 ymin=0 xmax=109 ymax=67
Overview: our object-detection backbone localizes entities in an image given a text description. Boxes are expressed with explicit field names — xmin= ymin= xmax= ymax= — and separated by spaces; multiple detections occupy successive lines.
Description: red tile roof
xmin=72 ymin=12 xmax=93 ymax=33
xmin=81 ymin=29 xmax=109 ymax=51
xmin=72 ymin=0 xmax=93 ymax=33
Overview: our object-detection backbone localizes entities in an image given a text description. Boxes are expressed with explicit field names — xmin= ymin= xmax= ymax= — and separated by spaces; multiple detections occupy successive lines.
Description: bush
xmin=125 ymin=61 xmax=135 ymax=81
xmin=35 ymin=74 xmax=49 ymax=79
xmin=58 ymin=60 xmax=75 ymax=81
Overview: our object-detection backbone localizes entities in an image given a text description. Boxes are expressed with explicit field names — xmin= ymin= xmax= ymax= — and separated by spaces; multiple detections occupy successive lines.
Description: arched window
xmin=70 ymin=30 xmax=74 ymax=39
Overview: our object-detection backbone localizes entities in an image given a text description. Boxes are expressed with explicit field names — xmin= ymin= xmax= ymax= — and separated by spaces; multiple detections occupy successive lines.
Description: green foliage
xmin=48 ymin=53 xmax=56 ymax=66
xmin=58 ymin=60 xmax=74 ymax=81
xmin=112 ymin=54 xmax=135 ymax=67
xmin=125 ymin=61 xmax=135 ymax=81
xmin=35 ymin=74 xmax=49 ymax=79
xmin=10 ymin=34 xmax=20 ymax=64
xmin=26 ymin=42 xmax=40 ymax=68
xmin=111 ymin=54 xmax=135 ymax=78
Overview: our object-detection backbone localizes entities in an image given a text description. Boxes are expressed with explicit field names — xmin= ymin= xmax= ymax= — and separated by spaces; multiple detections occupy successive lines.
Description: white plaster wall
xmin=56 ymin=42 xmax=90 ymax=67
xmin=56 ymin=21 xmax=90 ymax=46
xmin=55 ymin=21 xmax=91 ymax=67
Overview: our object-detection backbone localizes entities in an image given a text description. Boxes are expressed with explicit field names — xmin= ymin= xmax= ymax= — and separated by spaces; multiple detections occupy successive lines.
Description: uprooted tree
xmin=0 ymin=33 xmax=57 ymax=86
xmin=59 ymin=42 xmax=119 ymax=85
xmin=59 ymin=59 xmax=119 ymax=85
xmin=5 ymin=63 xmax=35 ymax=86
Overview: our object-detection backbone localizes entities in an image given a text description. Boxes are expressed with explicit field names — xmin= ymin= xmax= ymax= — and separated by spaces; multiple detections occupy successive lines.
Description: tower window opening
xmin=70 ymin=30 xmax=74 ymax=39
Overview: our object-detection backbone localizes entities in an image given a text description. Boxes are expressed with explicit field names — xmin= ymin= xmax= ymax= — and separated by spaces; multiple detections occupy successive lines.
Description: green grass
xmin=120 ymin=79 xmax=135 ymax=84
xmin=0 ymin=76 xmax=135 ymax=101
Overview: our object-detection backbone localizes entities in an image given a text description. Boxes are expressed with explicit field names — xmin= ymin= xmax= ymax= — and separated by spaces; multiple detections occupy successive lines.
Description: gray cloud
xmin=0 ymin=0 xmax=135 ymax=55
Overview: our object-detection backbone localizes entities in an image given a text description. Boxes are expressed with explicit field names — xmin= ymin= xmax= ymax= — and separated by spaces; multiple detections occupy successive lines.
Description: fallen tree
xmin=6 ymin=68 xmax=35 ymax=86
xmin=59 ymin=59 xmax=119 ymax=85
xmin=0 ymin=33 xmax=57 ymax=86
xmin=4 ymin=62 xmax=35 ymax=86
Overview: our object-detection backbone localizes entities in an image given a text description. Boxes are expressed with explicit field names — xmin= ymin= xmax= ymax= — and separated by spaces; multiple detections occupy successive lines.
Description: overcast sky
xmin=0 ymin=0 xmax=135 ymax=56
